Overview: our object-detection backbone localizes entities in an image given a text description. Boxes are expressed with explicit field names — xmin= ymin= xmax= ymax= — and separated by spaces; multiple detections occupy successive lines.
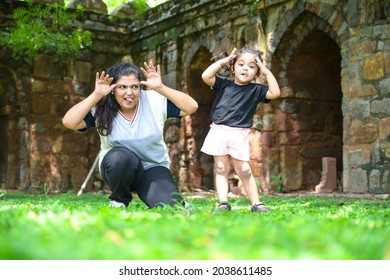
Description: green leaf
xmin=1 ymin=2 xmax=92 ymax=59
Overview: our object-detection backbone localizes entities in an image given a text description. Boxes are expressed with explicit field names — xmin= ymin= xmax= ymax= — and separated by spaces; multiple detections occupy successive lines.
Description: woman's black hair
xmin=95 ymin=63 xmax=142 ymax=136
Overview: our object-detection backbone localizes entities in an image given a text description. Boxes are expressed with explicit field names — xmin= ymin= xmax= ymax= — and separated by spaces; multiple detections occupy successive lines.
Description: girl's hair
xmin=233 ymin=47 xmax=263 ymax=63
xmin=95 ymin=63 xmax=142 ymax=136
xmin=212 ymin=47 xmax=264 ymax=77
xmin=231 ymin=47 xmax=263 ymax=75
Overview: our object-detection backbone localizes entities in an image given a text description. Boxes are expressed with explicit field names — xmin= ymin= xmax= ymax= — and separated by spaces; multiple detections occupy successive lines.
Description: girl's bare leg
xmin=214 ymin=155 xmax=231 ymax=203
xmin=232 ymin=158 xmax=259 ymax=205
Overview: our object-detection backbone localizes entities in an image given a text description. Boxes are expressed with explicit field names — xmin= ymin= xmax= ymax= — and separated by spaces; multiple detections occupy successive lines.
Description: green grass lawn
xmin=0 ymin=192 xmax=389 ymax=260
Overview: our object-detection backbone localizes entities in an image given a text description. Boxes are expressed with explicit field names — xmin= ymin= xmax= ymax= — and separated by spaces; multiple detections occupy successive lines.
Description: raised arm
xmin=256 ymin=57 xmax=281 ymax=100
xmin=140 ymin=61 xmax=198 ymax=116
xmin=62 ymin=72 xmax=116 ymax=130
xmin=201 ymin=48 xmax=237 ymax=86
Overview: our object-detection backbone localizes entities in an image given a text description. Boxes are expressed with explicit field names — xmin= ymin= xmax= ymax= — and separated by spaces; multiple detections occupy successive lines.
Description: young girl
xmin=201 ymin=47 xmax=281 ymax=212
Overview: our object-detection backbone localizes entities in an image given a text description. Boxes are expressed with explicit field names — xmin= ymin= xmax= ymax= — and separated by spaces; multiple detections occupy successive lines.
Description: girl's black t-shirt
xmin=210 ymin=76 xmax=270 ymax=128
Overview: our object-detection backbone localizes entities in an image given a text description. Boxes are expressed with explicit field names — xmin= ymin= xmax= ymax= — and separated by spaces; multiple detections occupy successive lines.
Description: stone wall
xmin=0 ymin=0 xmax=389 ymax=194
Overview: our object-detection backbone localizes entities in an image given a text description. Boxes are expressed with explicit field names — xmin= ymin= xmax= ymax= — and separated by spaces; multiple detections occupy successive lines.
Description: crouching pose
xmin=63 ymin=62 xmax=198 ymax=208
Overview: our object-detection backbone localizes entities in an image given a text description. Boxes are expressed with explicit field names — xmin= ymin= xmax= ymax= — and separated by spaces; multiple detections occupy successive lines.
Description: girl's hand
xmin=256 ymin=57 xmax=268 ymax=74
xmin=220 ymin=47 xmax=237 ymax=67
xmin=94 ymin=71 xmax=116 ymax=96
xmin=140 ymin=61 xmax=163 ymax=89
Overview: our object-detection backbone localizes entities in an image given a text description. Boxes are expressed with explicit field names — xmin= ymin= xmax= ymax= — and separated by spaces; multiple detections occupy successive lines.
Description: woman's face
xmin=232 ymin=53 xmax=259 ymax=85
xmin=113 ymin=74 xmax=141 ymax=113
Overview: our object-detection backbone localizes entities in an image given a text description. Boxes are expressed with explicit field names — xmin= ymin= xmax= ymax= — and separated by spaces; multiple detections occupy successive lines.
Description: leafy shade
xmin=0 ymin=2 xmax=92 ymax=59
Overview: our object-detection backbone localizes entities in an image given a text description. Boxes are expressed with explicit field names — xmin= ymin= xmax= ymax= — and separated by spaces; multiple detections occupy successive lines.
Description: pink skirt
xmin=200 ymin=123 xmax=250 ymax=161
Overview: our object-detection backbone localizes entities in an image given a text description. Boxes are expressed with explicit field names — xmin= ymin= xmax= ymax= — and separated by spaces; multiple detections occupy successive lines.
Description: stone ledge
xmin=267 ymin=191 xmax=390 ymax=200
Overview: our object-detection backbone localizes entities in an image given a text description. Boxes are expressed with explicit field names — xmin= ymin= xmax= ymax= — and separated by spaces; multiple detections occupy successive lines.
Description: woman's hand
xmin=94 ymin=71 xmax=116 ymax=96
xmin=63 ymin=71 xmax=114 ymax=130
xmin=140 ymin=61 xmax=163 ymax=90
xmin=141 ymin=61 xmax=198 ymax=116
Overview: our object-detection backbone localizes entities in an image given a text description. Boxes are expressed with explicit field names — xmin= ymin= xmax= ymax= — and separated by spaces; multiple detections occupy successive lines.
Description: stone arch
xmin=181 ymin=46 xmax=215 ymax=190
xmin=272 ymin=13 xmax=340 ymax=86
xmin=267 ymin=0 xmax=348 ymax=61
xmin=266 ymin=3 xmax=346 ymax=191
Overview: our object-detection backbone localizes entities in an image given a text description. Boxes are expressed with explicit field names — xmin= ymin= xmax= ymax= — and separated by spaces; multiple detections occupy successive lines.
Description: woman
xmin=62 ymin=62 xmax=198 ymax=208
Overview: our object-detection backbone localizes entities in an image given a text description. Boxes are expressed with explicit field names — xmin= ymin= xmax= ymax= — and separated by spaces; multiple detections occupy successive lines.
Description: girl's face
xmin=113 ymin=74 xmax=141 ymax=114
xmin=232 ymin=53 xmax=259 ymax=85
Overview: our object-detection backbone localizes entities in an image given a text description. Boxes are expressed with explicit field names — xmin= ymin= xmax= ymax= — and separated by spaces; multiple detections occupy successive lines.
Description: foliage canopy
xmin=0 ymin=1 xmax=92 ymax=59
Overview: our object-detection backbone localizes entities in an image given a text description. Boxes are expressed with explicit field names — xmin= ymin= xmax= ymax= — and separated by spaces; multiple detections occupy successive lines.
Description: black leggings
xmin=100 ymin=147 xmax=182 ymax=208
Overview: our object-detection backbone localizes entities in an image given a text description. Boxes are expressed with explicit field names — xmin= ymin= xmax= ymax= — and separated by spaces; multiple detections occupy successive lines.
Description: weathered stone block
xmin=347 ymin=99 xmax=370 ymax=119
xmin=31 ymin=80 xmax=47 ymax=93
xmin=33 ymin=55 xmax=53 ymax=78
xmin=362 ymin=84 xmax=377 ymax=96
xmin=369 ymin=169 xmax=382 ymax=193
xmin=348 ymin=148 xmax=371 ymax=165
xmin=363 ymin=52 xmax=384 ymax=80
xmin=379 ymin=78 xmax=390 ymax=95
xmin=379 ymin=118 xmax=390 ymax=140
xmin=279 ymin=99 xmax=300 ymax=113
xmin=31 ymin=93 xmax=51 ymax=114
xmin=62 ymin=133 xmax=89 ymax=154
xmin=371 ymin=98 xmax=390 ymax=115
xmin=344 ymin=168 xmax=368 ymax=193
xmin=280 ymin=145 xmax=302 ymax=190
xmin=346 ymin=120 xmax=378 ymax=144
xmin=262 ymin=113 xmax=275 ymax=131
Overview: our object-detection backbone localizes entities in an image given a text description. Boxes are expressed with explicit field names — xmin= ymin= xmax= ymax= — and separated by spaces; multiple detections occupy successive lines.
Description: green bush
xmin=0 ymin=1 xmax=91 ymax=59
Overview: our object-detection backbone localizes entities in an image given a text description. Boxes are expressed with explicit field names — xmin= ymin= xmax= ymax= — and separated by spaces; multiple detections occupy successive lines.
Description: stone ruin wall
xmin=0 ymin=0 xmax=389 ymax=194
